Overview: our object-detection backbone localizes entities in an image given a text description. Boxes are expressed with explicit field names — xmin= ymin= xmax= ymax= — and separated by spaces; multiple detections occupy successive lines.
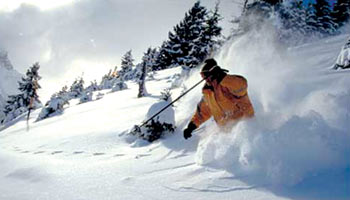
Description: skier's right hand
xmin=183 ymin=122 xmax=197 ymax=140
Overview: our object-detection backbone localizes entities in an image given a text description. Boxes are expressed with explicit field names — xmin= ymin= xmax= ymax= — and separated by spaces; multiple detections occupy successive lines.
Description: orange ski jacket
xmin=190 ymin=74 xmax=254 ymax=128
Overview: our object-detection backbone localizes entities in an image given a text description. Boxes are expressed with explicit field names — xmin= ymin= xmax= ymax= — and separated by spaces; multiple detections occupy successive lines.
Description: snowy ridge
xmin=0 ymin=31 xmax=349 ymax=200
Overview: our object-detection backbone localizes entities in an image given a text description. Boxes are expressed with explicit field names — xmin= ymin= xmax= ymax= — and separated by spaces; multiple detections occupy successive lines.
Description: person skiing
xmin=183 ymin=58 xmax=254 ymax=139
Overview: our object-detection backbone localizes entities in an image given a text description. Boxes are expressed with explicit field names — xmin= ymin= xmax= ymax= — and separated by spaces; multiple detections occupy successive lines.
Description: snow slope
xmin=0 ymin=30 xmax=349 ymax=200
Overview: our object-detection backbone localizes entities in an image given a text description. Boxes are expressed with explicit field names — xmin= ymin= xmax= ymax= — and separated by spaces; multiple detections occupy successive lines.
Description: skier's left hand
xmin=183 ymin=122 xmax=197 ymax=140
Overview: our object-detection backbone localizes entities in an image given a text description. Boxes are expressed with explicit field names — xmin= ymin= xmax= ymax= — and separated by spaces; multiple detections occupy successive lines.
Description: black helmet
xmin=201 ymin=58 xmax=228 ymax=79
xmin=201 ymin=58 xmax=218 ymax=72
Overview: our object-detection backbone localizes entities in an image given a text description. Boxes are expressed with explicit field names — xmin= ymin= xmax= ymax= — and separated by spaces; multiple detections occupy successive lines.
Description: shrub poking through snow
xmin=111 ymin=80 xmax=127 ymax=92
xmin=129 ymin=90 xmax=176 ymax=143
xmin=139 ymin=118 xmax=175 ymax=142
xmin=79 ymin=91 xmax=93 ymax=104
xmin=160 ymin=88 xmax=172 ymax=102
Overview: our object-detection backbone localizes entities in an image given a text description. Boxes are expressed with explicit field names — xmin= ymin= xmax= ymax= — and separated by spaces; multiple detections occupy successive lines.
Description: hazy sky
xmin=0 ymin=0 xmax=241 ymax=100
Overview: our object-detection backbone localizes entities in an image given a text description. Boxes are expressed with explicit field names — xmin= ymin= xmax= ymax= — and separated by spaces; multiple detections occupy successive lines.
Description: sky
xmin=0 ymin=0 xmax=241 ymax=101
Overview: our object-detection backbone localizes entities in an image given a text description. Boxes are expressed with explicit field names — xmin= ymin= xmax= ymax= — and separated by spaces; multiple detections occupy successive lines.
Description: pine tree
xmin=238 ymin=1 xmax=274 ymax=32
xmin=36 ymin=89 xmax=69 ymax=121
xmin=199 ymin=2 xmax=223 ymax=60
xmin=180 ymin=1 xmax=208 ymax=67
xmin=154 ymin=41 xmax=172 ymax=70
xmin=69 ymin=77 xmax=84 ymax=98
xmin=261 ymin=0 xmax=282 ymax=5
xmin=86 ymin=80 xmax=99 ymax=93
xmin=3 ymin=63 xmax=42 ymax=123
xmin=332 ymin=0 xmax=350 ymax=27
xmin=100 ymin=69 xmax=114 ymax=89
xmin=119 ymin=50 xmax=135 ymax=81
xmin=277 ymin=0 xmax=310 ymax=43
xmin=155 ymin=1 xmax=208 ymax=68
xmin=305 ymin=3 xmax=320 ymax=36
xmin=314 ymin=0 xmax=336 ymax=34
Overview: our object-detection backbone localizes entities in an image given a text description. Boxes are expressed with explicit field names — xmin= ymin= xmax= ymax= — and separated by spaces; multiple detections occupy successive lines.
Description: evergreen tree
xmin=86 ymin=80 xmax=99 ymax=93
xmin=119 ymin=50 xmax=135 ymax=80
xmin=238 ymin=1 xmax=274 ymax=32
xmin=305 ymin=3 xmax=320 ymax=36
xmin=314 ymin=0 xmax=336 ymax=34
xmin=261 ymin=0 xmax=282 ymax=5
xmin=69 ymin=77 xmax=84 ymax=98
xmin=36 ymin=89 xmax=69 ymax=121
xmin=277 ymin=0 xmax=310 ymax=43
xmin=198 ymin=2 xmax=223 ymax=60
xmin=155 ymin=1 xmax=208 ymax=68
xmin=100 ymin=69 xmax=115 ymax=89
xmin=180 ymin=1 xmax=208 ymax=67
xmin=332 ymin=0 xmax=350 ymax=27
xmin=3 ymin=63 xmax=42 ymax=123
xmin=154 ymin=41 xmax=172 ymax=70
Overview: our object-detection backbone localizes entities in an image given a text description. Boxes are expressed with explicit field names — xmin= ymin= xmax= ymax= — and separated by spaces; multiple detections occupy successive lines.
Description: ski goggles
xmin=200 ymin=66 xmax=228 ymax=78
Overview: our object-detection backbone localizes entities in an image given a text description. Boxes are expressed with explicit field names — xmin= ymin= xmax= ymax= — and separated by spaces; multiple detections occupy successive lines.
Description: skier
xmin=183 ymin=58 xmax=254 ymax=139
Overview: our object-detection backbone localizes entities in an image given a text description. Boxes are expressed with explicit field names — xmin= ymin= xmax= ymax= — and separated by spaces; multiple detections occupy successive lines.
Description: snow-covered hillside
xmin=0 ymin=51 xmax=22 ymax=121
xmin=0 ymin=31 xmax=349 ymax=200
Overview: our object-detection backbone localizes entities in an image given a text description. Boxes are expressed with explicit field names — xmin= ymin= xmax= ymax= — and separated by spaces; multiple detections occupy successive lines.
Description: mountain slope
xmin=0 ymin=31 xmax=349 ymax=200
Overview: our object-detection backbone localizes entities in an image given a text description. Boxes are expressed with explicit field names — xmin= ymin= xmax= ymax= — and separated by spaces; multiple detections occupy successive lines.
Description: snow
xmin=0 ymin=30 xmax=350 ymax=200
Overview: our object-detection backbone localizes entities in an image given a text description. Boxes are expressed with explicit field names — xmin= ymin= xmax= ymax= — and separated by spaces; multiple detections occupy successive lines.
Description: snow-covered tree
xmin=331 ymin=0 xmax=350 ymax=28
xmin=155 ymin=1 xmax=221 ymax=69
xmin=314 ymin=0 xmax=336 ymax=35
xmin=238 ymin=1 xmax=274 ymax=32
xmin=3 ymin=63 xmax=42 ymax=123
xmin=69 ymin=77 xmax=84 ymax=98
xmin=261 ymin=0 xmax=282 ymax=5
xmin=201 ymin=2 xmax=223 ymax=56
xmin=100 ymin=66 xmax=127 ymax=91
xmin=179 ymin=1 xmax=208 ymax=67
xmin=305 ymin=3 xmax=320 ymax=36
xmin=111 ymin=80 xmax=127 ymax=92
xmin=333 ymin=37 xmax=350 ymax=69
xmin=277 ymin=0 xmax=310 ymax=44
xmin=119 ymin=50 xmax=135 ymax=81
xmin=100 ymin=69 xmax=115 ymax=89
xmin=86 ymin=80 xmax=99 ymax=93
xmin=3 ymin=95 xmax=27 ymax=123
xmin=36 ymin=92 xmax=69 ymax=121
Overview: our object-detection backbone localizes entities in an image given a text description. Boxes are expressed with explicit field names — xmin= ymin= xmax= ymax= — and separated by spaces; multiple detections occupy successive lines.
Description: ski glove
xmin=183 ymin=122 xmax=197 ymax=140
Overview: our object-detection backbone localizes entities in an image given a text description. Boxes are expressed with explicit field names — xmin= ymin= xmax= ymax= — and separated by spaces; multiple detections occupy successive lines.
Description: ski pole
xmin=139 ymin=78 xmax=205 ymax=128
